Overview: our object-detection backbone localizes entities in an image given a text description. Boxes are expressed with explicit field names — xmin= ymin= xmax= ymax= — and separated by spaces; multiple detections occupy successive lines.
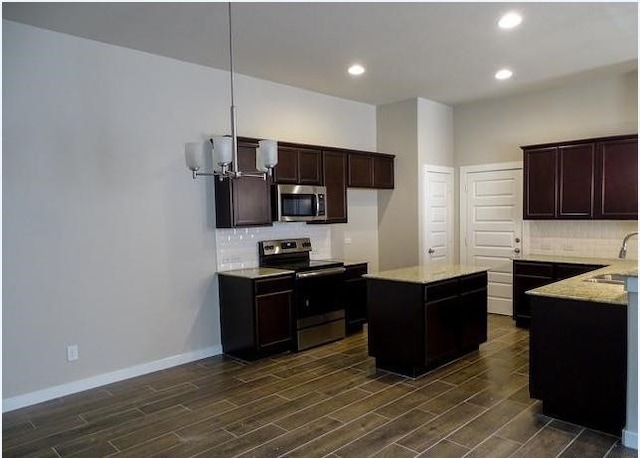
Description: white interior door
xmin=423 ymin=165 xmax=454 ymax=264
xmin=461 ymin=163 xmax=522 ymax=315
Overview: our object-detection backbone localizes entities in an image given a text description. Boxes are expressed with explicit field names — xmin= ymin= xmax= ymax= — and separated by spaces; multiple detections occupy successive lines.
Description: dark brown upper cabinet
xmin=348 ymin=153 xmax=374 ymax=187
xmin=523 ymin=134 xmax=637 ymax=220
xmin=558 ymin=143 xmax=595 ymax=218
xmin=321 ymin=150 xmax=348 ymax=223
xmin=348 ymin=152 xmax=395 ymax=189
xmin=594 ymin=136 xmax=638 ymax=219
xmin=524 ymin=147 xmax=557 ymax=218
xmin=228 ymin=137 xmax=395 ymax=227
xmin=273 ymin=146 xmax=322 ymax=185
xmin=373 ymin=155 xmax=395 ymax=189
xmin=215 ymin=140 xmax=273 ymax=228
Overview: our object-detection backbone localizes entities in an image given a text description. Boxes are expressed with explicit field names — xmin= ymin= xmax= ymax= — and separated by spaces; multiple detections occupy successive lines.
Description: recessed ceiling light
xmin=498 ymin=12 xmax=522 ymax=29
xmin=348 ymin=64 xmax=365 ymax=76
xmin=495 ymin=69 xmax=513 ymax=80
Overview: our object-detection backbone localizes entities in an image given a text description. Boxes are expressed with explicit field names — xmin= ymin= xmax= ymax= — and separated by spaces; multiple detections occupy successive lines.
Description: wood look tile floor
xmin=4 ymin=315 xmax=637 ymax=458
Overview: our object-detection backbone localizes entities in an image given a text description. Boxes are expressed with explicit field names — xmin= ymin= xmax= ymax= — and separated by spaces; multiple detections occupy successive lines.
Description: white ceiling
xmin=3 ymin=2 xmax=638 ymax=106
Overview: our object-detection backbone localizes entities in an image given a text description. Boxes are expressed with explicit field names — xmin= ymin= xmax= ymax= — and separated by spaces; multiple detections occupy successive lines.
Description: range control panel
xmin=259 ymin=238 xmax=312 ymax=256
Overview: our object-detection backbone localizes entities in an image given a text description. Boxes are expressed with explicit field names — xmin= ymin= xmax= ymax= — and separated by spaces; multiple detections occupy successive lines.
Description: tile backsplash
xmin=215 ymin=223 xmax=332 ymax=271
xmin=524 ymin=220 xmax=638 ymax=260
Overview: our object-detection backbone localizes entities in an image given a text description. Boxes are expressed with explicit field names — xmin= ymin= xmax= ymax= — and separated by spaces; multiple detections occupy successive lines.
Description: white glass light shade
xmin=495 ymin=68 xmax=513 ymax=80
xmin=212 ymin=136 xmax=233 ymax=166
xmin=498 ymin=12 xmax=522 ymax=29
xmin=256 ymin=139 xmax=279 ymax=171
xmin=185 ymin=142 xmax=203 ymax=171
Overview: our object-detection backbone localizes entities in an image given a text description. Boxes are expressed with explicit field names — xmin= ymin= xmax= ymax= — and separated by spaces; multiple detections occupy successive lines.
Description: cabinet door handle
xmin=428 ymin=248 xmax=435 ymax=254
xmin=514 ymin=248 xmax=521 ymax=254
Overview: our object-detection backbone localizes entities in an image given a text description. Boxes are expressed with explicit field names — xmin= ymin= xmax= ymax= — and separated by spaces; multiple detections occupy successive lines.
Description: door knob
xmin=428 ymin=248 xmax=435 ymax=254
xmin=515 ymin=237 xmax=521 ymax=243
xmin=514 ymin=248 xmax=521 ymax=254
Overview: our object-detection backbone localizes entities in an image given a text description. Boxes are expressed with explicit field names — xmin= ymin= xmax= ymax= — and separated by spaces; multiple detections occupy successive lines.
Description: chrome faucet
xmin=618 ymin=232 xmax=638 ymax=259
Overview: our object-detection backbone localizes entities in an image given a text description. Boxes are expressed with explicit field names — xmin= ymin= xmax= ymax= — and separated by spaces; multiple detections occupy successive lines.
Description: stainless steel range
xmin=258 ymin=238 xmax=346 ymax=351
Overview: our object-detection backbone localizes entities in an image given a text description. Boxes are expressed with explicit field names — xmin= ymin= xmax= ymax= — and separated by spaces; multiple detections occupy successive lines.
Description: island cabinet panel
xmin=425 ymin=293 xmax=459 ymax=365
xmin=215 ymin=140 xmax=273 ymax=228
xmin=530 ymin=295 xmax=627 ymax=435
xmin=368 ymin=272 xmax=487 ymax=377
xmin=218 ymin=273 xmax=294 ymax=359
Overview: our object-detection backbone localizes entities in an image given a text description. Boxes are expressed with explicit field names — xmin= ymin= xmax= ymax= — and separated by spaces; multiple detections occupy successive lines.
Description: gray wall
xmin=377 ymin=98 xmax=455 ymax=269
xmin=376 ymin=99 xmax=419 ymax=270
xmin=454 ymin=70 xmax=638 ymax=167
xmin=3 ymin=20 xmax=376 ymax=402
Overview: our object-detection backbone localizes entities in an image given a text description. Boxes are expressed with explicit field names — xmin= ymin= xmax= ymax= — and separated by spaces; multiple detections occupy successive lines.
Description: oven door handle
xmin=296 ymin=267 xmax=346 ymax=279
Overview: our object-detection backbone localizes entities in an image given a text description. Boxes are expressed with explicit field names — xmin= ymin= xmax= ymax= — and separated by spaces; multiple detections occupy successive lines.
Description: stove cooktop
xmin=263 ymin=259 xmax=343 ymax=273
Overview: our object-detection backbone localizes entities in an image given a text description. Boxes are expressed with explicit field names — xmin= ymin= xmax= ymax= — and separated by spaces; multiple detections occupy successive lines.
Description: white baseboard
xmin=623 ymin=429 xmax=638 ymax=450
xmin=2 ymin=345 xmax=222 ymax=413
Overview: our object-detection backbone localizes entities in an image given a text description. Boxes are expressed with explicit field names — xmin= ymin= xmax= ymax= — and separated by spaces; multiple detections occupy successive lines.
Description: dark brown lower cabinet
xmin=344 ymin=263 xmax=368 ymax=333
xmin=513 ymin=260 xmax=604 ymax=327
xmin=367 ymin=272 xmax=487 ymax=377
xmin=218 ymin=273 xmax=294 ymax=359
xmin=530 ymin=295 xmax=627 ymax=435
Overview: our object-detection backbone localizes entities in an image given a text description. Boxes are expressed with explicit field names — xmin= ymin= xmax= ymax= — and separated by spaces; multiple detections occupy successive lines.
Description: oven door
xmin=295 ymin=267 xmax=346 ymax=319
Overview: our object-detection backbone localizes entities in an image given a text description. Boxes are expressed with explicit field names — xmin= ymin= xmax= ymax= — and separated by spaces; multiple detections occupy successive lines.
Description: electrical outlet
xmin=67 ymin=345 xmax=79 ymax=362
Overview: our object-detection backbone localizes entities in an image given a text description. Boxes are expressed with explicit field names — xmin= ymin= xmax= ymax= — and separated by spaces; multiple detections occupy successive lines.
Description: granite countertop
xmin=217 ymin=267 xmax=294 ymax=279
xmin=527 ymin=259 xmax=638 ymax=305
xmin=518 ymin=254 xmax=621 ymax=266
xmin=364 ymin=264 xmax=489 ymax=285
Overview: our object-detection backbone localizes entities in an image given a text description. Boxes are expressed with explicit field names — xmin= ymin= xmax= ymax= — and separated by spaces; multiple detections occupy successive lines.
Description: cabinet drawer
xmin=460 ymin=272 xmax=487 ymax=292
xmin=514 ymin=261 xmax=553 ymax=278
xmin=555 ymin=263 xmax=604 ymax=280
xmin=425 ymin=278 xmax=459 ymax=303
xmin=255 ymin=276 xmax=294 ymax=296
xmin=344 ymin=263 xmax=368 ymax=280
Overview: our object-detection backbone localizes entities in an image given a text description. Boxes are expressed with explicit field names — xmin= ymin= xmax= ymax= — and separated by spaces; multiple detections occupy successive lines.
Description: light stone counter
xmin=526 ymin=259 xmax=638 ymax=305
xmin=363 ymin=264 xmax=489 ymax=285
xmin=519 ymin=254 xmax=620 ymax=266
xmin=217 ymin=267 xmax=294 ymax=279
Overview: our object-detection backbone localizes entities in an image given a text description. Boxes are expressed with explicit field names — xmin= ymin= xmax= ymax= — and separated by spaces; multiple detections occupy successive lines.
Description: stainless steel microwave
xmin=272 ymin=184 xmax=327 ymax=222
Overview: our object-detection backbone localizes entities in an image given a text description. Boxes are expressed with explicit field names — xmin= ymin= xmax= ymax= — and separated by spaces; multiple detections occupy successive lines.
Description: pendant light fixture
xmin=185 ymin=2 xmax=278 ymax=180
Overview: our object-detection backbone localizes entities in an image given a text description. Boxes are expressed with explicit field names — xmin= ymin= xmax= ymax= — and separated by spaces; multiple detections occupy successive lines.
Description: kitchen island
xmin=526 ymin=259 xmax=637 ymax=436
xmin=364 ymin=265 xmax=489 ymax=377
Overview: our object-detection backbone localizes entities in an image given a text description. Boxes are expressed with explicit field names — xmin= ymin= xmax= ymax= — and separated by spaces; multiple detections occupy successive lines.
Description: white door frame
xmin=459 ymin=161 xmax=523 ymax=264
xmin=422 ymin=164 xmax=455 ymax=265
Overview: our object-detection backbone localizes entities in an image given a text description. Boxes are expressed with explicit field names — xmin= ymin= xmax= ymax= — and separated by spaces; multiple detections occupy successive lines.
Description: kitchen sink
xmin=583 ymin=273 xmax=627 ymax=285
